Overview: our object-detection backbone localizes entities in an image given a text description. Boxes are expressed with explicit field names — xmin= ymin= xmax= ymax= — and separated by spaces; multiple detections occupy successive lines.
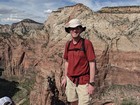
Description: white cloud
xmin=2 ymin=14 xmax=21 ymax=22
xmin=44 ymin=9 xmax=52 ymax=14
xmin=2 ymin=17 xmax=21 ymax=22
xmin=0 ymin=11 xmax=21 ymax=24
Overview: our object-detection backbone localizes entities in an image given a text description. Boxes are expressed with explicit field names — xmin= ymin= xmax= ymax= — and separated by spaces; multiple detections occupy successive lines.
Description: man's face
xmin=69 ymin=26 xmax=82 ymax=38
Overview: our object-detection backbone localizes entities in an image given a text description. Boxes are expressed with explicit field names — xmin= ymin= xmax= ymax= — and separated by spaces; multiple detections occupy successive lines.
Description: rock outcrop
xmin=0 ymin=3 xmax=140 ymax=105
xmin=98 ymin=6 xmax=140 ymax=13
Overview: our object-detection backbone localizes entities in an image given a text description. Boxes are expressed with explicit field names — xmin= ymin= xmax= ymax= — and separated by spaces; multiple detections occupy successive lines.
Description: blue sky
xmin=0 ymin=0 xmax=140 ymax=25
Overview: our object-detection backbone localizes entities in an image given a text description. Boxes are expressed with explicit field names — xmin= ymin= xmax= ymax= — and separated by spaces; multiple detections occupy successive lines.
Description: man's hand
xmin=61 ymin=77 xmax=67 ymax=88
xmin=88 ymin=84 xmax=95 ymax=94
xmin=61 ymin=77 xmax=67 ymax=96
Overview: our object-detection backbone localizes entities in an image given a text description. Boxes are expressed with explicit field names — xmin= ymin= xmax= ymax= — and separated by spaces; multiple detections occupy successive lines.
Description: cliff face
xmin=98 ymin=6 xmax=140 ymax=13
xmin=0 ymin=3 xmax=140 ymax=105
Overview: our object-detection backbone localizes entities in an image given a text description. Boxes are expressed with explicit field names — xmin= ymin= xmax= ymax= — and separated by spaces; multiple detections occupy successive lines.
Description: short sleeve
xmin=85 ymin=40 xmax=96 ymax=61
xmin=63 ymin=41 xmax=69 ymax=60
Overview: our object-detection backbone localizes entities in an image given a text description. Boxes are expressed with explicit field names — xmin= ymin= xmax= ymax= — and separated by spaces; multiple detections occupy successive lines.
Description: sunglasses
xmin=69 ymin=26 xmax=82 ymax=31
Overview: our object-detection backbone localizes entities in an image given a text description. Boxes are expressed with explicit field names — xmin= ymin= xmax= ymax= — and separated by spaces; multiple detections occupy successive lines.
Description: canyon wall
xmin=0 ymin=3 xmax=140 ymax=105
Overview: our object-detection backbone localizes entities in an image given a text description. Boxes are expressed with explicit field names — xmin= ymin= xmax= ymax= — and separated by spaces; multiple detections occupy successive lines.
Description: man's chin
xmin=72 ymin=36 xmax=81 ymax=39
xmin=73 ymin=34 xmax=80 ymax=38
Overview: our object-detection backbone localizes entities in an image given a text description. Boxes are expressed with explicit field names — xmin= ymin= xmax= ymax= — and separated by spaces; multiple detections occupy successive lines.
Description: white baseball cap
xmin=0 ymin=96 xmax=12 ymax=105
xmin=65 ymin=18 xmax=86 ymax=33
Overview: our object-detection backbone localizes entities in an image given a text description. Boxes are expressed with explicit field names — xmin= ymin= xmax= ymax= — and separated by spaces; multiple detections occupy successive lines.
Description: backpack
xmin=67 ymin=38 xmax=86 ymax=55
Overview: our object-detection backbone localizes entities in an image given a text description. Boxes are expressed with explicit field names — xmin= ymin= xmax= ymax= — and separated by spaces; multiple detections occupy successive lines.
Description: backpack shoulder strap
xmin=67 ymin=38 xmax=86 ymax=55
xmin=67 ymin=40 xmax=71 ymax=52
xmin=81 ymin=38 xmax=86 ymax=55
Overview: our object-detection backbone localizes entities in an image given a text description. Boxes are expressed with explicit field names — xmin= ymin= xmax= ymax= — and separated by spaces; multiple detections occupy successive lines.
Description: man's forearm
xmin=64 ymin=60 xmax=68 ymax=78
xmin=89 ymin=61 xmax=96 ymax=82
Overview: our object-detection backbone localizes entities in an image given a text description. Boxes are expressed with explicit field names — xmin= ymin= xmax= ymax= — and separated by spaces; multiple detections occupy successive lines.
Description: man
xmin=61 ymin=18 xmax=96 ymax=105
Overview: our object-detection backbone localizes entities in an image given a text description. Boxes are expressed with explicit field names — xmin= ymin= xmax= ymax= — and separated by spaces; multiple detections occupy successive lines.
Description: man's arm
xmin=64 ymin=60 xmax=68 ymax=78
xmin=61 ymin=60 xmax=68 ymax=87
xmin=89 ymin=61 xmax=96 ymax=83
xmin=88 ymin=60 xmax=96 ymax=94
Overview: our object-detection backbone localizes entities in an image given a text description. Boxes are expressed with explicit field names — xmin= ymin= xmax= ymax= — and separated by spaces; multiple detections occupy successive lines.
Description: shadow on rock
xmin=48 ymin=76 xmax=66 ymax=105
xmin=0 ymin=78 xmax=20 ymax=98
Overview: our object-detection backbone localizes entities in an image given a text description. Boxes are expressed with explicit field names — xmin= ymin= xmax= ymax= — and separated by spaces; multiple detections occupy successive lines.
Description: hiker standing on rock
xmin=61 ymin=18 xmax=96 ymax=105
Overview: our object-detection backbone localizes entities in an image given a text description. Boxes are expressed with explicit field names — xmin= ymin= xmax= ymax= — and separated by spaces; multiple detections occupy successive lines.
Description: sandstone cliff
xmin=0 ymin=3 xmax=140 ymax=105
xmin=98 ymin=6 xmax=140 ymax=13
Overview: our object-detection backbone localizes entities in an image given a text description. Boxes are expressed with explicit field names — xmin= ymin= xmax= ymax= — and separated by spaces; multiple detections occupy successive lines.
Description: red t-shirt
xmin=64 ymin=38 xmax=96 ymax=84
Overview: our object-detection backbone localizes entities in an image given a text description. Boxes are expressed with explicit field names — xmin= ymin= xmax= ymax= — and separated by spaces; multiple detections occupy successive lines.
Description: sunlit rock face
xmin=0 ymin=3 xmax=140 ymax=105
